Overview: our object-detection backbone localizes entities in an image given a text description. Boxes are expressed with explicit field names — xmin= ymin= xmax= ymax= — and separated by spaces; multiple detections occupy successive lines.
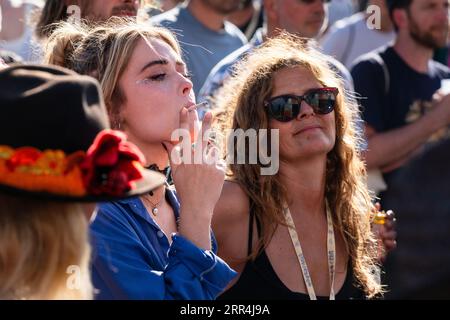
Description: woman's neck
xmin=143 ymin=144 xmax=169 ymax=169
xmin=123 ymin=132 xmax=169 ymax=169
xmin=278 ymin=156 xmax=327 ymax=218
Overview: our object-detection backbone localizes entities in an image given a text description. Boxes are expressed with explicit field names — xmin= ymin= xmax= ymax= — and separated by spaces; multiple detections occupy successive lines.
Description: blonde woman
xmin=0 ymin=64 xmax=165 ymax=299
xmin=212 ymin=33 xmax=385 ymax=300
xmin=0 ymin=195 xmax=93 ymax=300
xmin=44 ymin=18 xmax=236 ymax=299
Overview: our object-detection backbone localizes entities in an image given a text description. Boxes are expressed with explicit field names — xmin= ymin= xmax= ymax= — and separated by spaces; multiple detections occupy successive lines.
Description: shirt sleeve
xmin=90 ymin=205 xmax=237 ymax=300
xmin=320 ymin=25 xmax=349 ymax=64
xmin=351 ymin=57 xmax=387 ymax=133
xmin=198 ymin=61 xmax=233 ymax=102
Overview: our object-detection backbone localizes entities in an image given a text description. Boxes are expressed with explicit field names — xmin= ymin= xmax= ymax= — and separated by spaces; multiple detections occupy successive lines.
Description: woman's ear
xmin=109 ymin=113 xmax=122 ymax=130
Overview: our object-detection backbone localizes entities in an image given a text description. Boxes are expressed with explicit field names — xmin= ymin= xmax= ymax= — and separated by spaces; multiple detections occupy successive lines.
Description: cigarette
xmin=193 ymin=101 xmax=209 ymax=109
xmin=187 ymin=101 xmax=209 ymax=112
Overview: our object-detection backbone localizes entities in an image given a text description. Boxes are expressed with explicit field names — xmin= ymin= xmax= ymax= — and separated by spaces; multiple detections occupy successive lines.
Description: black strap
xmin=146 ymin=163 xmax=173 ymax=186
xmin=247 ymin=202 xmax=255 ymax=256
xmin=247 ymin=198 xmax=262 ymax=255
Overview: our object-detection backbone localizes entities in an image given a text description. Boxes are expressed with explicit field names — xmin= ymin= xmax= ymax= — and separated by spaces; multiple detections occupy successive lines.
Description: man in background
xmin=151 ymin=0 xmax=247 ymax=97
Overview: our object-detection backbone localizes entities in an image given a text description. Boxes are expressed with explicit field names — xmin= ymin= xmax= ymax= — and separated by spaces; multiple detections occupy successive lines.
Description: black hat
xmin=0 ymin=64 xmax=165 ymax=201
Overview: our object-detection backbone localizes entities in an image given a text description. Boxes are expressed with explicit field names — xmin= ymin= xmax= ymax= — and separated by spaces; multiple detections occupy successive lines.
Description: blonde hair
xmin=44 ymin=17 xmax=181 ymax=128
xmin=36 ymin=0 xmax=155 ymax=39
xmin=215 ymin=32 xmax=382 ymax=298
xmin=0 ymin=193 xmax=92 ymax=300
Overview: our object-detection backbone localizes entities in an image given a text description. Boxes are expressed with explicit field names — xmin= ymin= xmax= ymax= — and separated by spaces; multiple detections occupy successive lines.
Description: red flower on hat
xmin=6 ymin=147 xmax=41 ymax=171
xmin=80 ymin=130 xmax=146 ymax=197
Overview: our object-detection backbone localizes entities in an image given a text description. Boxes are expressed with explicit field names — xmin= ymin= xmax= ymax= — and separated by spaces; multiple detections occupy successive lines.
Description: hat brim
xmin=0 ymin=169 xmax=166 ymax=202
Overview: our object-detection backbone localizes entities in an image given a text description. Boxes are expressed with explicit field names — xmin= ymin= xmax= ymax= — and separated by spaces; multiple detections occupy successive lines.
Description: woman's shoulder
xmin=92 ymin=198 xmax=143 ymax=231
xmin=213 ymin=180 xmax=250 ymax=225
xmin=213 ymin=180 xmax=252 ymax=268
xmin=97 ymin=198 xmax=137 ymax=216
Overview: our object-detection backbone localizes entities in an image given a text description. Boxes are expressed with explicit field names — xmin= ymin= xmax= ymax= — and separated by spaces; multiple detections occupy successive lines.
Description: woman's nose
xmin=297 ymin=100 xmax=315 ymax=120
xmin=180 ymin=75 xmax=193 ymax=96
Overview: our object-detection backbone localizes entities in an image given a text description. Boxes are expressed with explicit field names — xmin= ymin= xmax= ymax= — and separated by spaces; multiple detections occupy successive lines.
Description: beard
xmin=408 ymin=15 xmax=448 ymax=49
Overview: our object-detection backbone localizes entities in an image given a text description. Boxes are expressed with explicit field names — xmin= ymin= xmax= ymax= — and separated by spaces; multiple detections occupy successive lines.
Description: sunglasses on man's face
xmin=264 ymin=87 xmax=339 ymax=122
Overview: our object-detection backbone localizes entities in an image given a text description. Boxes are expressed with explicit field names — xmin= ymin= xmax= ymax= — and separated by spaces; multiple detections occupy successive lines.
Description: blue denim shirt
xmin=90 ymin=188 xmax=236 ymax=299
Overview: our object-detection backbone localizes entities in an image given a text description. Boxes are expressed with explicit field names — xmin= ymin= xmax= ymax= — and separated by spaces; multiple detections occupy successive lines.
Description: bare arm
xmin=364 ymin=96 xmax=450 ymax=170
xmin=212 ymin=180 xmax=250 ymax=289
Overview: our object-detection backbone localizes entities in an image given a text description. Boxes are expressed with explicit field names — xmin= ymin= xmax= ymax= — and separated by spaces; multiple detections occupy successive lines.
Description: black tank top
xmin=218 ymin=205 xmax=367 ymax=300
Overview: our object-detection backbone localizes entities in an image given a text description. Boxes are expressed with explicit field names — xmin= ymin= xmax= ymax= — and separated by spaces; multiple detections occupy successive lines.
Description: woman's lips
xmin=294 ymin=126 xmax=322 ymax=135
xmin=184 ymin=101 xmax=196 ymax=109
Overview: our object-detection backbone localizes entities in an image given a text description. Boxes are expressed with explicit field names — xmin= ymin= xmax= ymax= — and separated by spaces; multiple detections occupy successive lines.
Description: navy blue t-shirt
xmin=351 ymin=46 xmax=450 ymax=133
xmin=352 ymin=47 xmax=450 ymax=298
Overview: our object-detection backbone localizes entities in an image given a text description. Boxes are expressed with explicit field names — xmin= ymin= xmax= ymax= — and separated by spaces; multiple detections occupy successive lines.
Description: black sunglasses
xmin=264 ymin=87 xmax=339 ymax=122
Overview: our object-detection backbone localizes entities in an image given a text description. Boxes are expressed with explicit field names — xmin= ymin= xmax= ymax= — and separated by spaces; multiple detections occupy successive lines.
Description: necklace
xmin=144 ymin=163 xmax=170 ymax=215
xmin=144 ymin=187 xmax=165 ymax=216
xmin=147 ymin=197 xmax=162 ymax=216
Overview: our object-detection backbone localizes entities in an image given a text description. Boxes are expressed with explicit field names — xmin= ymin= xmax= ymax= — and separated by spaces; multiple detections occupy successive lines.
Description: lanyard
xmin=284 ymin=201 xmax=336 ymax=300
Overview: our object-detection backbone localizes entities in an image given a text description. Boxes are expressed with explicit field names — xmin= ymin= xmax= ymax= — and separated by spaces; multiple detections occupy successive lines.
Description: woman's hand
xmin=163 ymin=107 xmax=225 ymax=250
xmin=378 ymin=210 xmax=397 ymax=262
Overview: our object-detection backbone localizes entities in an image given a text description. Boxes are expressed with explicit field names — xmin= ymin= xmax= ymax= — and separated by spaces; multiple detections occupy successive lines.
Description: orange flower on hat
xmin=6 ymin=147 xmax=41 ymax=171
xmin=0 ymin=131 xmax=148 ymax=198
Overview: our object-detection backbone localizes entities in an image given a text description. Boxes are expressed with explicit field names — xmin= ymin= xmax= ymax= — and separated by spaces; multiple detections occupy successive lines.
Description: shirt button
xmin=157 ymin=231 xmax=164 ymax=238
